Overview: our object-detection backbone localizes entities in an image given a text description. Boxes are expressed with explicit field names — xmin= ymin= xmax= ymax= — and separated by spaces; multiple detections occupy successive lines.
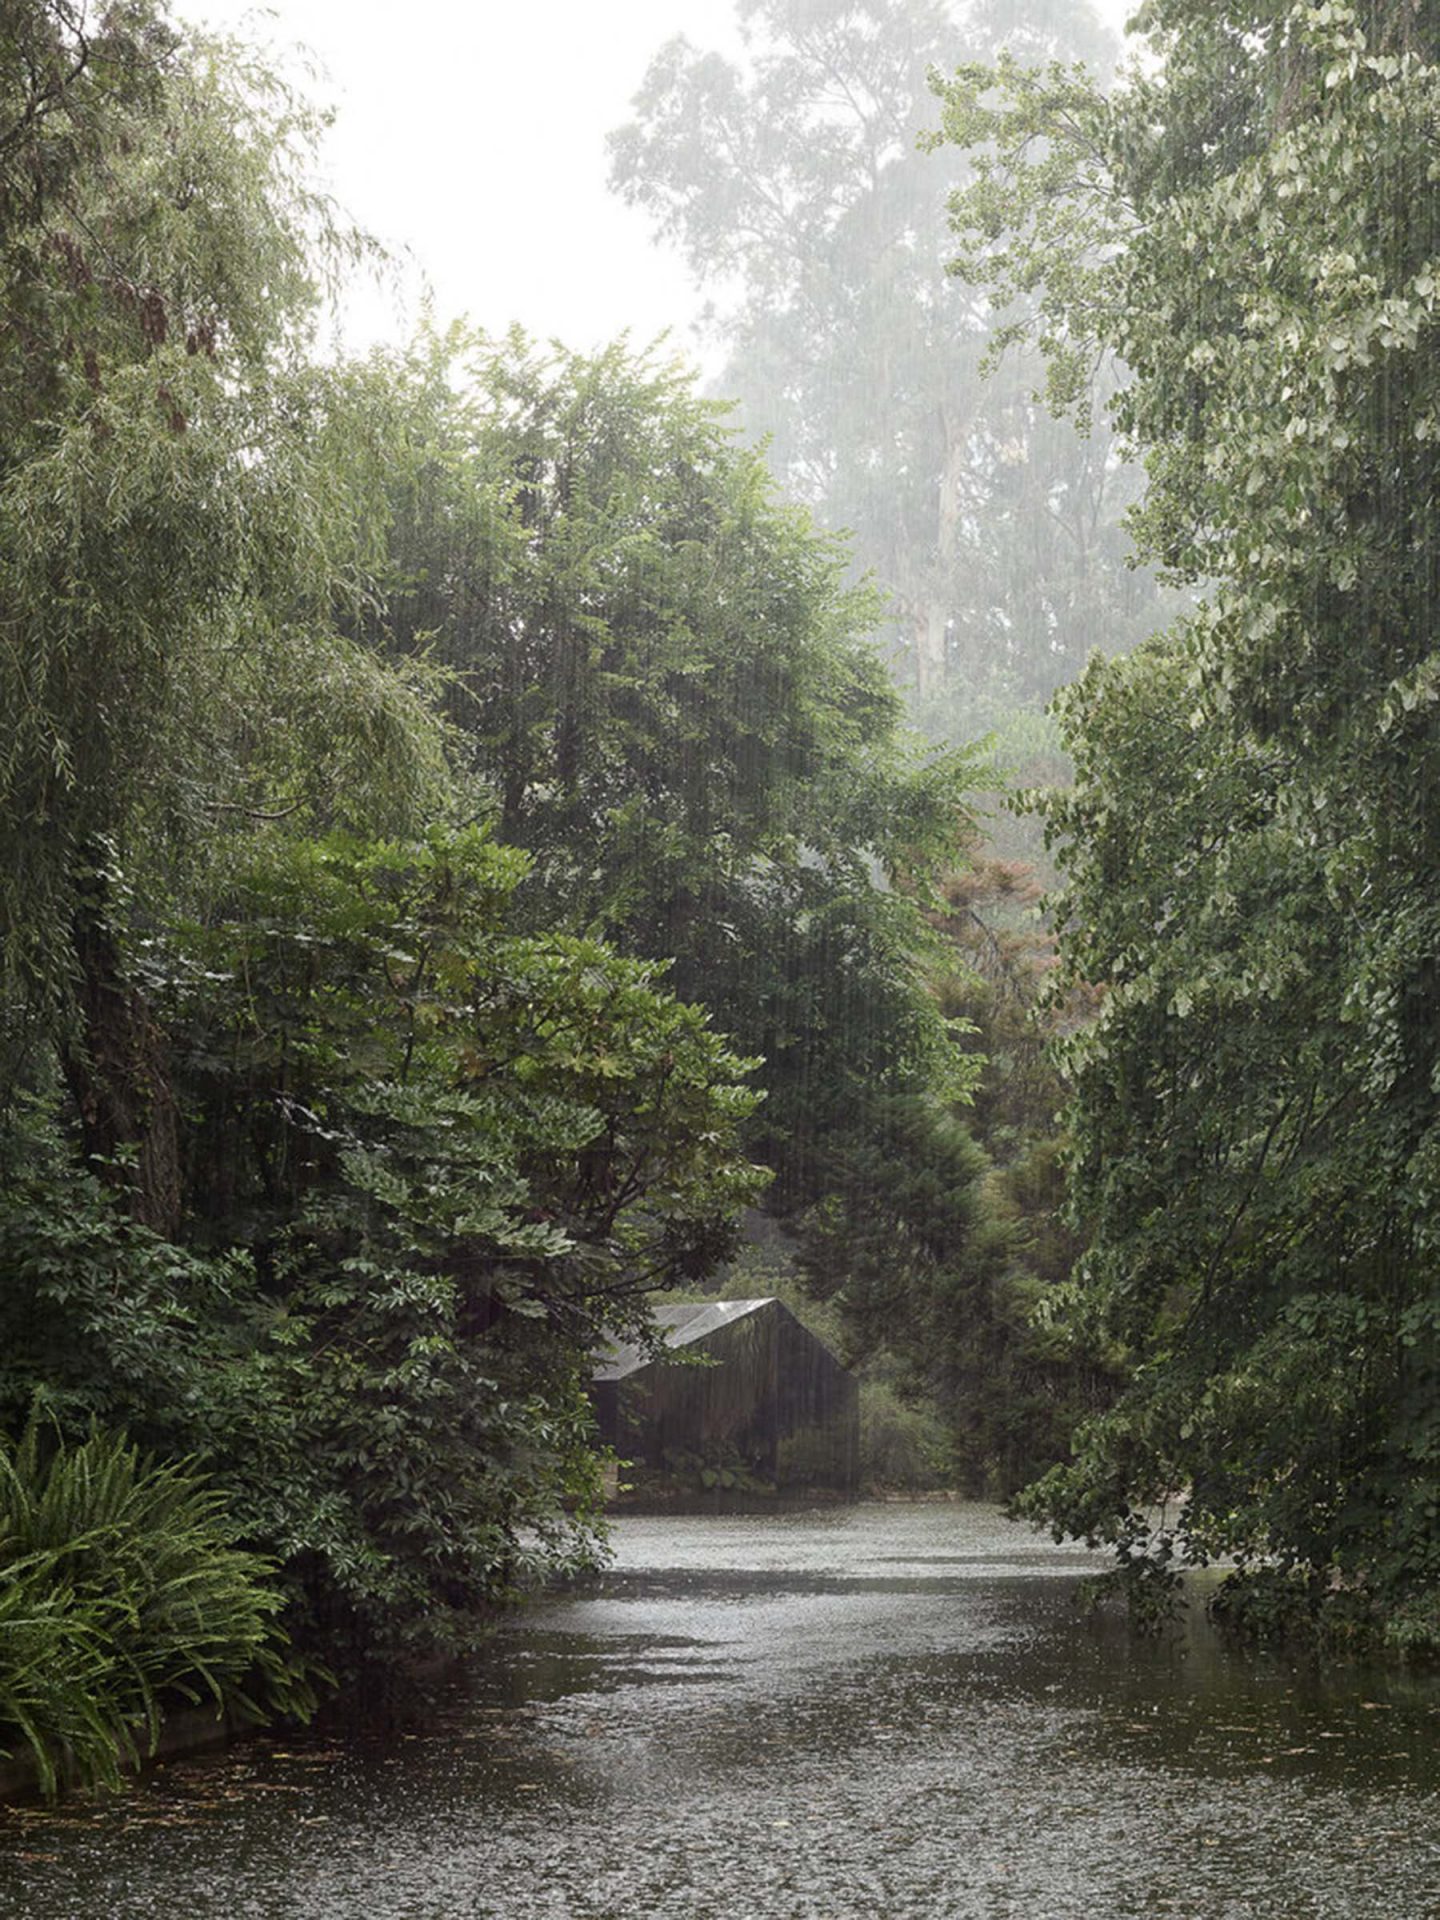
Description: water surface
xmin=3 ymin=1504 xmax=1439 ymax=1917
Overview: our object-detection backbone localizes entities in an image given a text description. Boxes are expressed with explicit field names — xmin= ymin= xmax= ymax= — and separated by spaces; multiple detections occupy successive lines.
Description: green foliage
xmin=0 ymin=0 xmax=449 ymax=1261
xmin=0 ymin=828 xmax=765 ymax=1657
xmin=1207 ymin=1566 xmax=1380 ymax=1657
xmin=351 ymin=324 xmax=975 ymax=908
xmin=0 ymin=5 xmax=171 ymax=244
xmin=340 ymin=327 xmax=996 ymax=1360
xmin=654 ymin=1443 xmax=772 ymax=1496
xmin=603 ymin=4 xmax=1171 ymax=1462
xmin=938 ymin=3 xmax=1440 ymax=1628
xmin=0 ymin=1413 xmax=306 ymax=1798
xmin=2 ymin=2 xmax=337 ymax=993
xmin=0 ymin=3 xmax=780 ymax=1688
xmin=858 ymin=1378 xmax=953 ymax=1493
xmin=1075 ymin=1549 xmax=1185 ymax=1636
xmin=1380 ymin=1591 xmax=1440 ymax=1660
xmin=1 ymin=0 xmax=940 ymax=1694
xmin=722 ymin=851 xmax=1121 ymax=1500
xmin=170 ymin=826 xmax=763 ymax=1300
xmin=0 ymin=0 xmax=1116 ymax=1724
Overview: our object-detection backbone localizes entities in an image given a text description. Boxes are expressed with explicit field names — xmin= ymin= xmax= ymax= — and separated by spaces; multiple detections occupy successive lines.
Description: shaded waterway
xmin=4 ymin=1504 xmax=1440 ymax=1917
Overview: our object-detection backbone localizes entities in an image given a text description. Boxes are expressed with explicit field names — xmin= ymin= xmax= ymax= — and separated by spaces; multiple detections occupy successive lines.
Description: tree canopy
xmin=0 ymin=2 xmax=771 ymax=1671
xmin=338 ymin=327 xmax=982 ymax=1208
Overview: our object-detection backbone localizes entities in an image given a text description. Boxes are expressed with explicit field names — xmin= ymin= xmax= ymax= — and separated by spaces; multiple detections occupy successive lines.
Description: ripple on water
xmin=2 ymin=1505 xmax=1438 ymax=1919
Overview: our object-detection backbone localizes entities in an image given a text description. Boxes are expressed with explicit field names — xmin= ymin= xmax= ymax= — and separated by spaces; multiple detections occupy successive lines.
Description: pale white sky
xmin=182 ymin=0 xmax=1133 ymax=368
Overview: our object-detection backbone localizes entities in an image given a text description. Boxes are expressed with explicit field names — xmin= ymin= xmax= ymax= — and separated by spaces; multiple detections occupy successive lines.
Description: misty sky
xmin=182 ymin=1 xmax=1133 ymax=368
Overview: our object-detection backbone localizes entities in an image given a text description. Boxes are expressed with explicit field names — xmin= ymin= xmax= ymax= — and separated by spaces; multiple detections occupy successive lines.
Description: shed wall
xmin=594 ymin=1301 xmax=857 ymax=1495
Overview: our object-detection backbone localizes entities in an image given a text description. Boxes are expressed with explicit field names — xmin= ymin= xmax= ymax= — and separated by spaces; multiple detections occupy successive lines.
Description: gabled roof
xmin=592 ymin=1298 xmax=775 ymax=1383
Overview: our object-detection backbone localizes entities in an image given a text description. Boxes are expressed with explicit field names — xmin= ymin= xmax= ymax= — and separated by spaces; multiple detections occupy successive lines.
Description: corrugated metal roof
xmin=592 ymin=1298 xmax=775 ymax=1382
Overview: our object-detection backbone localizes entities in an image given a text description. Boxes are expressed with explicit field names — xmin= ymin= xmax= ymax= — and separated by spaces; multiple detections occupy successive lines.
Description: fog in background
xmin=183 ymin=0 xmax=1134 ymax=363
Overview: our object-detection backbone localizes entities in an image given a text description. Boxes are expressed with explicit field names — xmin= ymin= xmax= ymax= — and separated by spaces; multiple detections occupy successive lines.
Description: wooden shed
xmin=591 ymin=1298 xmax=859 ymax=1496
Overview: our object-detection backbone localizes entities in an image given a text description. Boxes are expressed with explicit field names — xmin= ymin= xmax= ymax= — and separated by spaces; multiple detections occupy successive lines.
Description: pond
xmin=3 ymin=1504 xmax=1439 ymax=1918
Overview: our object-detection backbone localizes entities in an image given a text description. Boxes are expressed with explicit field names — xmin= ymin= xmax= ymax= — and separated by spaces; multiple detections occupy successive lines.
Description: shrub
xmin=859 ymin=1378 xmax=951 ymax=1493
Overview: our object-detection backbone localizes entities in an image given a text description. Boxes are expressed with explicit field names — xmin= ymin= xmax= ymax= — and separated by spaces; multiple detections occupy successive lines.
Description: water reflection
xmin=2 ymin=1506 xmax=1438 ymax=1919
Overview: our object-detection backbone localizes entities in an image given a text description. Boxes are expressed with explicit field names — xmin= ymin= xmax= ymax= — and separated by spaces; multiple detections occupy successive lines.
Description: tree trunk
xmin=910 ymin=398 xmax=973 ymax=696
xmin=913 ymin=600 xmax=949 ymax=696
xmin=61 ymin=860 xmax=181 ymax=1240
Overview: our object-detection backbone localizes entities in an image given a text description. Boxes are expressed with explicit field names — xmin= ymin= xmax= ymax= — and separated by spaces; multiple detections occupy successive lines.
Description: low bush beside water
xmin=0 ymin=1415 xmax=315 ymax=1798
xmin=859 ymin=1378 xmax=952 ymax=1494
xmin=1208 ymin=1568 xmax=1440 ymax=1662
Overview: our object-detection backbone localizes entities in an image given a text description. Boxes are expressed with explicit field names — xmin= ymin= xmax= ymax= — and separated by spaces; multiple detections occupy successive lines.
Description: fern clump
xmin=0 ymin=1415 xmax=314 ymax=1797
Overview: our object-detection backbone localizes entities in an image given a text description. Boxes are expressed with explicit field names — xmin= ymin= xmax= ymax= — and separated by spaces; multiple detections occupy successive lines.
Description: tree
xmin=927 ymin=853 xmax=1119 ymax=1489
xmin=0 ymin=2 xmax=172 ymax=245
xmin=0 ymin=0 xmax=441 ymax=1233
xmin=936 ymin=0 xmax=1440 ymax=1640
xmin=326 ymin=327 xmax=1079 ymax=1480
xmin=346 ymin=326 xmax=983 ymax=1214
xmin=608 ymin=0 xmax=1168 ymax=723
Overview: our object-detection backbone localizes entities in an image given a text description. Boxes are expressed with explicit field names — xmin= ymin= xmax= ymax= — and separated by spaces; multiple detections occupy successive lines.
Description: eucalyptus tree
xmin=607 ymin=0 xmax=1164 ymax=728
xmin=936 ymin=0 xmax=1440 ymax=1639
